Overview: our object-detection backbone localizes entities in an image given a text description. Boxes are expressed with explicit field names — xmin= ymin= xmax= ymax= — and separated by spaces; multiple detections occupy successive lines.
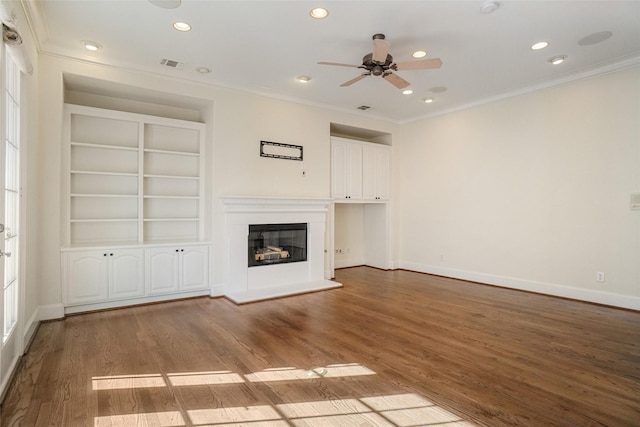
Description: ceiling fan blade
xmin=383 ymin=73 xmax=410 ymax=89
xmin=395 ymin=58 xmax=443 ymax=70
xmin=318 ymin=61 xmax=361 ymax=68
xmin=372 ymin=38 xmax=391 ymax=63
xmin=340 ymin=74 xmax=369 ymax=87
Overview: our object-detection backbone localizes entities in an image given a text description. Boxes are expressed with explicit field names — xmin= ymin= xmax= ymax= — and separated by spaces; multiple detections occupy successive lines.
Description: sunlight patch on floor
xmin=91 ymin=364 xmax=475 ymax=426
xmin=245 ymin=363 xmax=375 ymax=382
xmin=92 ymin=363 xmax=376 ymax=391
xmin=91 ymin=374 xmax=166 ymax=390
xmin=167 ymin=370 xmax=245 ymax=386
xmin=94 ymin=411 xmax=184 ymax=426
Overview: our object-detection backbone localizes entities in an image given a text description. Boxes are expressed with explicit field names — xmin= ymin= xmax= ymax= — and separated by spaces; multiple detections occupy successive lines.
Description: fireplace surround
xmin=221 ymin=196 xmax=341 ymax=303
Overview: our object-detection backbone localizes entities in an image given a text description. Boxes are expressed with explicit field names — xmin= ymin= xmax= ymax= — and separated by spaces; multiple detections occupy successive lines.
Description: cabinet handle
xmin=176 ymin=249 xmax=179 ymax=252
xmin=0 ymin=251 xmax=11 ymax=258
xmin=103 ymin=253 xmax=107 ymax=256
xmin=110 ymin=253 xmax=114 ymax=256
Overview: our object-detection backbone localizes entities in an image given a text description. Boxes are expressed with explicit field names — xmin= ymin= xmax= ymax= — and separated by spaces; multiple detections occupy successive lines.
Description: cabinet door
xmin=64 ymin=251 xmax=109 ymax=305
xmin=331 ymin=141 xmax=348 ymax=199
xmin=180 ymin=246 xmax=209 ymax=291
xmin=362 ymin=146 xmax=377 ymax=200
xmin=332 ymin=139 xmax=363 ymax=200
xmin=145 ymin=248 xmax=180 ymax=295
xmin=362 ymin=145 xmax=391 ymax=201
xmin=375 ymin=147 xmax=391 ymax=201
xmin=109 ymin=249 xmax=144 ymax=299
xmin=346 ymin=143 xmax=363 ymax=200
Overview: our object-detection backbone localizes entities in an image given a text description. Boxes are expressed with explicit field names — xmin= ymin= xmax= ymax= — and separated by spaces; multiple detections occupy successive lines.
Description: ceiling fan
xmin=318 ymin=34 xmax=442 ymax=89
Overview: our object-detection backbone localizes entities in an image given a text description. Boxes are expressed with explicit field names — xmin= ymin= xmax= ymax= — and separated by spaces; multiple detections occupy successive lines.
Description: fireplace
xmin=221 ymin=196 xmax=341 ymax=304
xmin=248 ymin=223 xmax=307 ymax=267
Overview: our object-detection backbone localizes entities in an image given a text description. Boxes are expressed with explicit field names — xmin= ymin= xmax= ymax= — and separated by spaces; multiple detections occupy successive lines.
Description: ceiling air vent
xmin=160 ymin=58 xmax=184 ymax=69
xmin=357 ymin=105 xmax=371 ymax=111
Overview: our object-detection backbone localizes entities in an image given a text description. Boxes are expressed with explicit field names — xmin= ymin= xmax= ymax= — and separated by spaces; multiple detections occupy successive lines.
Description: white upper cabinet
xmin=331 ymin=138 xmax=363 ymax=200
xmin=362 ymin=144 xmax=391 ymax=201
xmin=331 ymin=137 xmax=390 ymax=202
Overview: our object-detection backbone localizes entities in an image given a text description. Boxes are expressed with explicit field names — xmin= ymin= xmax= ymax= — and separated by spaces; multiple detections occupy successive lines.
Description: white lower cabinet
xmin=64 ymin=248 xmax=144 ymax=305
xmin=62 ymin=244 xmax=210 ymax=311
xmin=145 ymin=245 xmax=209 ymax=295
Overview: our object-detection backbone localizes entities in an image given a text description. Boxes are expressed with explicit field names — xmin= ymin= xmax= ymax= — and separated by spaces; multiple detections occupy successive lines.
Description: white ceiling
xmin=21 ymin=0 xmax=640 ymax=123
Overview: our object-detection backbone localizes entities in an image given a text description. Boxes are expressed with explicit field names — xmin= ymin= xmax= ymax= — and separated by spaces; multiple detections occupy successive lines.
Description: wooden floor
xmin=2 ymin=267 xmax=639 ymax=426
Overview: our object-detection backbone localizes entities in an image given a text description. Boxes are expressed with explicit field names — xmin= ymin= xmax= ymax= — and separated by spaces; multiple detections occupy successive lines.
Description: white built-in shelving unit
xmin=61 ymin=104 xmax=209 ymax=313
xmin=64 ymin=105 xmax=205 ymax=246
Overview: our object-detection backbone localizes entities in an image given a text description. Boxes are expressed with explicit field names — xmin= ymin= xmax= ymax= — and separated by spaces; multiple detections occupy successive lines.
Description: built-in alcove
xmin=63 ymin=73 xmax=211 ymax=122
xmin=329 ymin=123 xmax=393 ymax=275
xmin=62 ymin=73 xmax=215 ymax=244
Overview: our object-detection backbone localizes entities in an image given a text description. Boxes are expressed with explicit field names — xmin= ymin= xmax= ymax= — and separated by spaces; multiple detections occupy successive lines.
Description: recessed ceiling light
xmin=423 ymin=97 xmax=434 ymax=103
xmin=296 ymin=75 xmax=311 ymax=83
xmin=531 ymin=41 xmax=549 ymax=50
xmin=196 ymin=67 xmax=211 ymax=74
xmin=480 ymin=1 xmax=499 ymax=14
xmin=412 ymin=50 xmax=427 ymax=58
xmin=309 ymin=8 xmax=329 ymax=19
xmin=402 ymin=89 xmax=413 ymax=95
xmin=548 ymin=55 xmax=567 ymax=65
xmin=173 ymin=21 xmax=191 ymax=32
xmin=82 ymin=40 xmax=102 ymax=51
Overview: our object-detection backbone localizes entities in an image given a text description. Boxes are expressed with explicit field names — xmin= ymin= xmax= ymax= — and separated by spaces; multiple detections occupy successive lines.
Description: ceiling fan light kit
xmin=318 ymin=33 xmax=442 ymax=90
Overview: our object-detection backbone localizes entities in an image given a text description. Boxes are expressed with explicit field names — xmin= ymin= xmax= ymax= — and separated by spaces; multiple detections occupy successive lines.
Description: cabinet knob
xmin=110 ymin=253 xmax=114 ymax=256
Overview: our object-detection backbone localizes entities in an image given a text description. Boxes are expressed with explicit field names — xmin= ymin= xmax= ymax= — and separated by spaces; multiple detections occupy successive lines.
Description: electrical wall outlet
xmin=596 ymin=272 xmax=605 ymax=283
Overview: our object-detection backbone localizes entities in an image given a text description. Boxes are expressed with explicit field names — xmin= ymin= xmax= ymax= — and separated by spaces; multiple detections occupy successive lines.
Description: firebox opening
xmin=248 ymin=223 xmax=307 ymax=267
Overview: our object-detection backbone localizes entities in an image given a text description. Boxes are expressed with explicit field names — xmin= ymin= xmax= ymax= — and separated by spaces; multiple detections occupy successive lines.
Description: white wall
xmin=334 ymin=204 xmax=366 ymax=268
xmin=397 ymin=67 xmax=640 ymax=309
xmin=35 ymin=55 xmax=399 ymax=311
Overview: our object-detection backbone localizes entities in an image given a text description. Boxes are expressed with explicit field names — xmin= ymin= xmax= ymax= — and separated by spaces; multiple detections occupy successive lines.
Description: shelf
xmin=143 ymin=195 xmax=198 ymax=199
xmin=144 ymin=148 xmax=199 ymax=157
xmin=71 ymin=170 xmax=138 ymax=177
xmin=71 ymin=218 xmax=138 ymax=223
xmin=71 ymin=193 xmax=138 ymax=198
xmin=143 ymin=218 xmax=199 ymax=222
xmin=71 ymin=141 xmax=139 ymax=152
xmin=143 ymin=174 xmax=199 ymax=180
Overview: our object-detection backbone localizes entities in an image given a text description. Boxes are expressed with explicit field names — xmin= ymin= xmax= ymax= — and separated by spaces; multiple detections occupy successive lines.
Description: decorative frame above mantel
xmin=260 ymin=140 xmax=303 ymax=161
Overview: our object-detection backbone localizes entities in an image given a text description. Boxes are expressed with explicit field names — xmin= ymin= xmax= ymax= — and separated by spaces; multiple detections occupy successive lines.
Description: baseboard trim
xmin=399 ymin=261 xmax=640 ymax=311
xmin=210 ymin=285 xmax=225 ymax=297
xmin=38 ymin=303 xmax=65 ymax=321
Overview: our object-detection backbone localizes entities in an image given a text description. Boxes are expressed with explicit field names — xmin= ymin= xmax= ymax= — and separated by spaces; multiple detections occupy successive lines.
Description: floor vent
xmin=357 ymin=105 xmax=371 ymax=111
xmin=160 ymin=58 xmax=184 ymax=69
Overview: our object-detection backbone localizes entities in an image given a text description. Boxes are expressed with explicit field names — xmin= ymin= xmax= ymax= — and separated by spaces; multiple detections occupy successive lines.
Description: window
xmin=3 ymin=50 xmax=19 ymax=340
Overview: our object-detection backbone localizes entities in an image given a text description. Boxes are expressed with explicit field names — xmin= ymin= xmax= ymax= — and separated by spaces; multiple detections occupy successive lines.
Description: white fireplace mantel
xmin=220 ymin=196 xmax=342 ymax=303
